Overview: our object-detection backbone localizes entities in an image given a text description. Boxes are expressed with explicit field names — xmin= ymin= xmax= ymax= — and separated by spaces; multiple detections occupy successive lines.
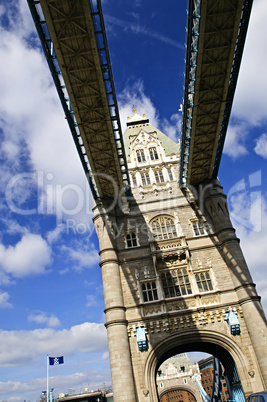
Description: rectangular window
xmin=141 ymin=172 xmax=151 ymax=186
xmin=155 ymin=170 xmax=164 ymax=183
xmin=132 ymin=174 xmax=137 ymax=187
xmin=160 ymin=268 xmax=192 ymax=298
xmin=192 ymin=220 xmax=205 ymax=236
xmin=136 ymin=149 xmax=146 ymax=162
xmin=142 ymin=282 xmax=158 ymax=302
xmin=126 ymin=233 xmax=137 ymax=248
xmin=195 ymin=271 xmax=213 ymax=292
xmin=149 ymin=147 xmax=159 ymax=161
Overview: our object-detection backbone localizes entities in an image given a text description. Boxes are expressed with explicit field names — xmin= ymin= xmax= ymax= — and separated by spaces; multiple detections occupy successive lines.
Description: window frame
xmin=167 ymin=168 xmax=174 ymax=181
xmin=136 ymin=149 xmax=146 ymax=163
xmin=191 ymin=219 xmax=205 ymax=236
xmin=154 ymin=170 xmax=165 ymax=183
xmin=125 ymin=232 xmax=138 ymax=248
xmin=141 ymin=171 xmax=151 ymax=186
xmin=149 ymin=147 xmax=159 ymax=161
xmin=160 ymin=267 xmax=192 ymax=298
xmin=195 ymin=270 xmax=213 ymax=292
xmin=141 ymin=281 xmax=159 ymax=302
xmin=131 ymin=174 xmax=137 ymax=187
xmin=150 ymin=216 xmax=177 ymax=241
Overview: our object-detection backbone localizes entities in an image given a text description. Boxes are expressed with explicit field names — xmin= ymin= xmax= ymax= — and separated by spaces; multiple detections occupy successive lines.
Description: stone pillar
xmin=93 ymin=203 xmax=137 ymax=401
xmin=202 ymin=179 xmax=267 ymax=388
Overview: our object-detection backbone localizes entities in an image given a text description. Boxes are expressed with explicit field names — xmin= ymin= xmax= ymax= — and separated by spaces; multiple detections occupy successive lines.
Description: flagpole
xmin=47 ymin=355 xmax=49 ymax=402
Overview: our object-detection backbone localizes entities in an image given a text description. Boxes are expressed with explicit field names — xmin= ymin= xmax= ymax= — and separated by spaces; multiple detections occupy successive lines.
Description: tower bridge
xmin=27 ymin=1 xmax=267 ymax=401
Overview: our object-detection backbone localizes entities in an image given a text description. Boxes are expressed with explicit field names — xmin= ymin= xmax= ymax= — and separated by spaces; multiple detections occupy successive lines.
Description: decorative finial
xmin=133 ymin=106 xmax=137 ymax=113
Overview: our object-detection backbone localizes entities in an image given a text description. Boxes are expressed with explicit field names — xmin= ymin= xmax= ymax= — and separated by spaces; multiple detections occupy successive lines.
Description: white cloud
xmin=222 ymin=0 xmax=267 ymax=160
xmin=28 ymin=312 xmax=61 ymax=328
xmin=105 ymin=14 xmax=183 ymax=49
xmin=0 ymin=2 xmax=94 ymax=228
xmin=232 ymin=0 xmax=267 ymax=126
xmin=0 ymin=271 xmax=15 ymax=286
xmin=223 ymin=124 xmax=248 ymax=159
xmin=229 ymin=194 xmax=267 ymax=313
xmin=0 ymin=291 xmax=12 ymax=309
xmin=118 ymin=79 xmax=160 ymax=131
xmin=46 ymin=224 xmax=65 ymax=244
xmin=0 ymin=322 xmax=107 ymax=367
xmin=0 ymin=369 xmax=111 ymax=401
xmin=0 ymin=233 xmax=52 ymax=278
xmin=118 ymin=79 xmax=181 ymax=142
xmin=254 ymin=133 xmax=267 ymax=159
xmin=86 ymin=295 xmax=98 ymax=307
xmin=61 ymin=243 xmax=100 ymax=271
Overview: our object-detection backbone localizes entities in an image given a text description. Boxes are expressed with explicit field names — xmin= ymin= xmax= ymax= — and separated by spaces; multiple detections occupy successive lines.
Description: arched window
xmin=150 ymin=216 xmax=177 ymax=241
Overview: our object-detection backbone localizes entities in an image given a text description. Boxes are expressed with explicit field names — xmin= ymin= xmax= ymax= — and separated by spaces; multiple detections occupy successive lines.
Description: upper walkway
xmin=28 ymin=0 xmax=253 ymax=198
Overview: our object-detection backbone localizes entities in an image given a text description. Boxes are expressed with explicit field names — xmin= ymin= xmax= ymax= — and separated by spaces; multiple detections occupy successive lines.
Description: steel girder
xmin=180 ymin=0 xmax=253 ymax=187
xmin=28 ymin=0 xmax=130 ymax=200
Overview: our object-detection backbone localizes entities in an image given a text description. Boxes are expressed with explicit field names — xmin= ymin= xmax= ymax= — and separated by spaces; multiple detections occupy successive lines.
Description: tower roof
xmin=123 ymin=109 xmax=179 ymax=160
xmin=126 ymin=106 xmax=149 ymax=127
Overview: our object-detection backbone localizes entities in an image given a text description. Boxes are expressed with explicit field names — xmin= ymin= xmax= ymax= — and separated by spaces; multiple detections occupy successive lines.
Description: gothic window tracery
xmin=195 ymin=271 xmax=213 ymax=292
xmin=160 ymin=268 xmax=192 ymax=298
xmin=151 ymin=216 xmax=177 ymax=241
xmin=136 ymin=149 xmax=146 ymax=162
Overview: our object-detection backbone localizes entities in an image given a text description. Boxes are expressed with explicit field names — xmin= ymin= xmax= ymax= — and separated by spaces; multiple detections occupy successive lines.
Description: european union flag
xmin=49 ymin=356 xmax=64 ymax=366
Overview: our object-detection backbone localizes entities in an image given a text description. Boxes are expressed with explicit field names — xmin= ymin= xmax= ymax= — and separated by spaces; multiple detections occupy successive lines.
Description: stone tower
xmin=93 ymin=110 xmax=267 ymax=402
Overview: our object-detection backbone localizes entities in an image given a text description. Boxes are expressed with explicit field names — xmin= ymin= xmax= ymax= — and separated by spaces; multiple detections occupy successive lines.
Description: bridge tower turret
xmin=93 ymin=110 xmax=267 ymax=402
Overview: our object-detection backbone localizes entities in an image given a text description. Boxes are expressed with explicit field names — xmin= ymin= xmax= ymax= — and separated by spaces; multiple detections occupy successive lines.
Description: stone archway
xmin=159 ymin=385 xmax=199 ymax=402
xmin=144 ymin=328 xmax=253 ymax=401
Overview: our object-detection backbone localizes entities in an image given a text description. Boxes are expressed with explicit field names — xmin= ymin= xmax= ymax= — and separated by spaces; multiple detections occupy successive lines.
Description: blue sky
xmin=0 ymin=0 xmax=266 ymax=400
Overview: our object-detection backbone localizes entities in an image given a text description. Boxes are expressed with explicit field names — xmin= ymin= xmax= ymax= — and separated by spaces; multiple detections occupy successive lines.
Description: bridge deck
xmin=180 ymin=0 xmax=253 ymax=187
xmin=29 ymin=0 xmax=130 ymax=199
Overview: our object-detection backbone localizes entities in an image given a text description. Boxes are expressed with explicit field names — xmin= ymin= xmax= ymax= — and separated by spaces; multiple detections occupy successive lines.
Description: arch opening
xmin=144 ymin=331 xmax=247 ymax=402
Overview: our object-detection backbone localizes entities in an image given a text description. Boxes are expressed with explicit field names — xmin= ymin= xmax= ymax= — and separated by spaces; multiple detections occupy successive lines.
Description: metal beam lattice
xmin=180 ymin=0 xmax=201 ymax=188
xmin=27 ymin=0 xmax=99 ymax=199
xmin=180 ymin=0 xmax=253 ymax=187
xmin=27 ymin=0 xmax=131 ymax=199
xmin=212 ymin=0 xmax=253 ymax=178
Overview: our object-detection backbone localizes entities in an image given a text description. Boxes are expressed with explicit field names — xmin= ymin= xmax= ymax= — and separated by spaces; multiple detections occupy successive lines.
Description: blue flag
xmin=49 ymin=356 xmax=64 ymax=366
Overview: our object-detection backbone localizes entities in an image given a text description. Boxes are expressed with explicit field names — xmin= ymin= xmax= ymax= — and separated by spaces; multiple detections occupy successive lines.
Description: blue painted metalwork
xmin=89 ymin=0 xmax=131 ymax=196
xmin=27 ymin=0 xmax=131 ymax=199
xmin=179 ymin=0 xmax=202 ymax=188
xmin=195 ymin=374 xmax=211 ymax=402
xmin=211 ymin=357 xmax=222 ymax=402
xmin=212 ymin=0 xmax=253 ymax=179
xmin=27 ymin=0 xmax=99 ymax=199
xmin=230 ymin=365 xmax=245 ymax=402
